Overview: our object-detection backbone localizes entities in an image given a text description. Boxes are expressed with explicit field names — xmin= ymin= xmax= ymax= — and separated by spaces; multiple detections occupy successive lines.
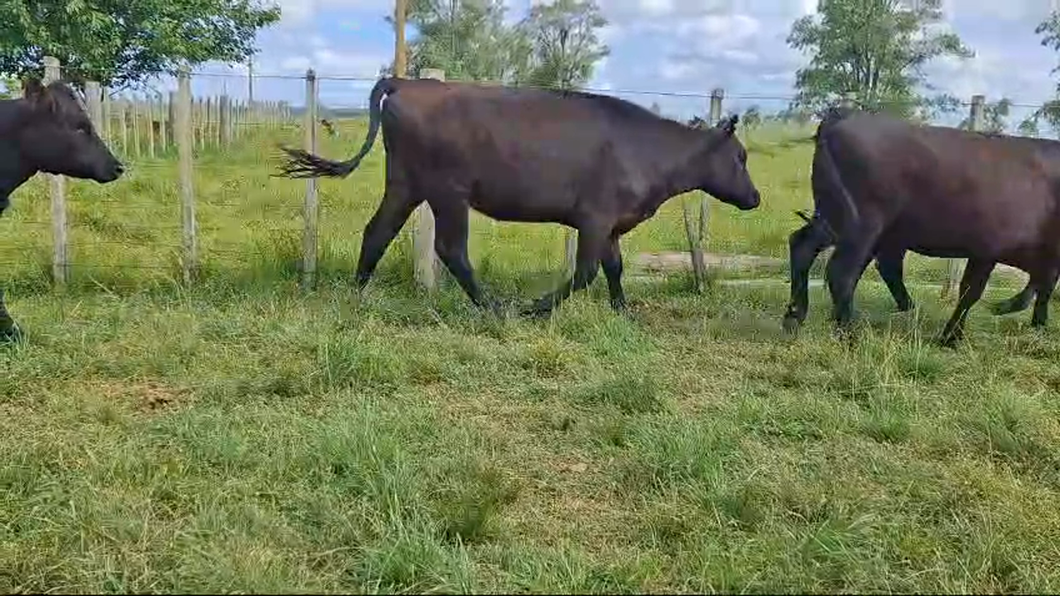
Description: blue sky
xmin=179 ymin=0 xmax=1060 ymax=124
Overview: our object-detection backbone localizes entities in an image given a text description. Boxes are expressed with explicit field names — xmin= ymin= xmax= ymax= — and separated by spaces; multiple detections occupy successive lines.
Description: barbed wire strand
xmin=33 ymin=64 xmax=1052 ymax=109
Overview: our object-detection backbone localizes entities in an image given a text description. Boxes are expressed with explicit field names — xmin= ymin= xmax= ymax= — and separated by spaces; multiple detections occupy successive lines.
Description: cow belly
xmin=467 ymin=180 xmax=579 ymax=224
xmin=885 ymin=206 xmax=1046 ymax=260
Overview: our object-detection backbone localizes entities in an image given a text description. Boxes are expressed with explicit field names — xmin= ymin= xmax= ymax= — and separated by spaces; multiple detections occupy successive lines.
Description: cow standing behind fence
xmin=784 ymin=106 xmax=1060 ymax=346
xmin=279 ymin=76 xmax=761 ymax=315
xmin=0 ymin=77 xmax=125 ymax=342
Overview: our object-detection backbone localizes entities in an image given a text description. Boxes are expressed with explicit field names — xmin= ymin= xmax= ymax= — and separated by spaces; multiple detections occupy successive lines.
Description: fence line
xmin=9 ymin=56 xmax=1023 ymax=298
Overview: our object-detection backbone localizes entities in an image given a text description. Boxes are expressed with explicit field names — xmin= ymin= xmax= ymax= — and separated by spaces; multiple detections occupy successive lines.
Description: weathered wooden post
xmin=176 ymin=68 xmax=198 ymax=284
xmin=85 ymin=80 xmax=103 ymax=131
xmin=302 ymin=69 xmax=320 ymax=291
xmin=941 ymin=94 xmax=983 ymax=300
xmin=413 ymin=68 xmax=445 ymax=290
xmin=681 ymin=87 xmax=723 ymax=293
xmin=43 ymin=56 xmax=68 ymax=287
xmin=219 ymin=94 xmax=232 ymax=146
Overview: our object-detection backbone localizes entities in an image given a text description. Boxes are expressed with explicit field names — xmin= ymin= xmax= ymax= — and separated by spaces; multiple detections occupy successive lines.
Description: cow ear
xmin=717 ymin=114 xmax=739 ymax=136
xmin=21 ymin=77 xmax=55 ymax=112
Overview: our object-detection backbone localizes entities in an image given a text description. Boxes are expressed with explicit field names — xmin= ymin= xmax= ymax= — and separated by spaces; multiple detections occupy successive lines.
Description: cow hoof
xmin=782 ymin=315 xmax=802 ymax=335
xmin=935 ymin=334 xmax=961 ymax=350
xmin=0 ymin=324 xmax=23 ymax=345
xmin=520 ymin=301 xmax=554 ymax=319
xmin=990 ymin=300 xmax=1018 ymax=316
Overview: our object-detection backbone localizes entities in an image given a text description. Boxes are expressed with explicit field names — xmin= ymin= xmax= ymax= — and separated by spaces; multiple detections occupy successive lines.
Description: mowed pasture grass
xmin=3 ymin=119 xmax=1060 ymax=593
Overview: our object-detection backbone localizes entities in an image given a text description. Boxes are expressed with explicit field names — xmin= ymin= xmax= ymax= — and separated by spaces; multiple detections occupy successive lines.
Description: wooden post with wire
xmin=176 ymin=67 xmax=198 ymax=285
xmin=301 ymin=69 xmax=320 ymax=291
xmin=681 ymin=87 xmax=723 ymax=294
xmin=85 ymin=81 xmax=103 ymax=132
xmin=43 ymin=56 xmax=68 ymax=287
xmin=940 ymin=94 xmax=984 ymax=300
xmin=413 ymin=68 xmax=444 ymax=290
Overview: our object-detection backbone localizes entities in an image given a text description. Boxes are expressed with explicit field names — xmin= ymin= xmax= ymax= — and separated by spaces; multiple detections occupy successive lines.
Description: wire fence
xmin=2 ymin=57 xmax=1050 ymax=299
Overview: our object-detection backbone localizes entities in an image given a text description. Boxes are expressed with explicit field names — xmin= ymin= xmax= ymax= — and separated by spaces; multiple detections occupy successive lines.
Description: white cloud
xmin=273 ymin=0 xmax=393 ymax=27
xmin=280 ymin=55 xmax=312 ymax=71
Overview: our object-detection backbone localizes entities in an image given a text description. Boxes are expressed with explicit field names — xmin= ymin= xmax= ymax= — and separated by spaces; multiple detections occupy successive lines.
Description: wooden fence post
xmin=681 ymin=88 xmax=722 ymax=293
xmin=131 ymin=99 xmax=142 ymax=158
xmin=414 ymin=68 xmax=445 ymax=290
xmin=941 ymin=94 xmax=983 ymax=299
xmin=176 ymin=68 xmax=198 ymax=284
xmin=85 ymin=81 xmax=103 ymax=131
xmin=205 ymin=97 xmax=213 ymax=149
xmin=100 ymin=88 xmax=110 ymax=142
xmin=43 ymin=56 xmax=68 ymax=287
xmin=302 ymin=69 xmax=320 ymax=291
xmin=168 ymin=91 xmax=177 ymax=149
xmin=144 ymin=96 xmax=155 ymax=158
xmin=117 ymin=99 xmax=128 ymax=156
xmin=157 ymin=93 xmax=167 ymax=152
xmin=220 ymin=94 xmax=232 ymax=146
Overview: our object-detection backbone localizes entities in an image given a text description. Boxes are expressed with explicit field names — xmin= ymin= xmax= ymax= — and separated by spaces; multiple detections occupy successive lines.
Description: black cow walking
xmin=279 ymin=77 xmax=761 ymax=314
xmin=783 ymin=107 xmax=1060 ymax=346
xmin=1 ymin=77 xmax=125 ymax=342
xmin=784 ymin=208 xmax=1039 ymax=333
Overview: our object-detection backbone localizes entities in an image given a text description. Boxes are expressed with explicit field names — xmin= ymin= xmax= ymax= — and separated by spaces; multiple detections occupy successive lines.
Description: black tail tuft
xmin=274 ymin=145 xmax=356 ymax=179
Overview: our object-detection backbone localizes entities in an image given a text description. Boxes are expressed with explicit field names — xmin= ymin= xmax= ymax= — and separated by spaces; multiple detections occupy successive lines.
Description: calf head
xmin=695 ymin=114 xmax=760 ymax=211
xmin=15 ymin=78 xmax=124 ymax=183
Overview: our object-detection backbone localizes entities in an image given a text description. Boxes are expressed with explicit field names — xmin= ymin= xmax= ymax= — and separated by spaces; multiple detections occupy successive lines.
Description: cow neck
xmin=650 ymin=125 xmax=714 ymax=201
xmin=0 ymin=101 xmax=36 ymax=214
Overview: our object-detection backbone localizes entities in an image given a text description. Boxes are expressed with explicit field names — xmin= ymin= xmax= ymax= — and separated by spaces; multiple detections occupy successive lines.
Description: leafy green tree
xmin=786 ymin=0 xmax=972 ymax=117
xmin=513 ymin=0 xmax=609 ymax=90
xmin=1022 ymin=11 xmax=1060 ymax=137
xmin=386 ymin=0 xmax=522 ymax=82
xmin=0 ymin=0 xmax=280 ymax=89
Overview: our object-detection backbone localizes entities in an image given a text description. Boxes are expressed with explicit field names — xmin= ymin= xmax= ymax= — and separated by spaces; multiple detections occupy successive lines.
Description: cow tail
xmin=276 ymin=77 xmax=398 ymax=179
xmin=814 ymin=121 xmax=860 ymax=236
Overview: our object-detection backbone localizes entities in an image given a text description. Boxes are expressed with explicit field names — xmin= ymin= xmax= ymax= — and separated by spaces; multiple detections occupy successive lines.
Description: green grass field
xmin=3 ymin=119 xmax=1060 ymax=593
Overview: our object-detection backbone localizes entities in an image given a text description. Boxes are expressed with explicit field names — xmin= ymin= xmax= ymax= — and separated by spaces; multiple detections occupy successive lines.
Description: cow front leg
xmin=601 ymin=236 xmax=626 ymax=311
xmin=782 ymin=221 xmax=831 ymax=334
xmin=523 ymin=226 xmax=604 ymax=317
xmin=432 ymin=202 xmax=499 ymax=312
xmin=937 ymin=258 xmax=994 ymax=348
xmin=0 ymin=289 xmax=20 ymax=343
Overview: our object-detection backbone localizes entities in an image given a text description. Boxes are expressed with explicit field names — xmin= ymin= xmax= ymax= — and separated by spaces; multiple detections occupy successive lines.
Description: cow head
xmin=696 ymin=114 xmax=760 ymax=211
xmin=15 ymin=78 xmax=124 ymax=183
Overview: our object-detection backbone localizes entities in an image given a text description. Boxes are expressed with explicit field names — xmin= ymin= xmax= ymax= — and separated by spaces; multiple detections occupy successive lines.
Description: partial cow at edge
xmin=784 ymin=106 xmax=1060 ymax=346
xmin=279 ymin=76 xmax=761 ymax=315
xmin=0 ymin=76 xmax=125 ymax=342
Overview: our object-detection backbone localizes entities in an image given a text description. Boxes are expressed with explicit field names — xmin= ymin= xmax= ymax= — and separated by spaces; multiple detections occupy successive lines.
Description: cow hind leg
xmin=431 ymin=201 xmax=498 ymax=312
xmin=0 ymin=289 xmax=20 ymax=344
xmin=783 ymin=221 xmax=831 ymax=334
xmin=937 ymin=258 xmax=995 ymax=348
xmin=601 ymin=236 xmax=626 ymax=311
xmin=523 ymin=226 xmax=605 ymax=317
xmin=991 ymin=280 xmax=1035 ymax=316
xmin=1030 ymin=266 xmax=1059 ymax=329
xmin=354 ymin=184 xmax=421 ymax=290
xmin=825 ymin=236 xmax=877 ymax=339
xmin=874 ymin=247 xmax=914 ymax=312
